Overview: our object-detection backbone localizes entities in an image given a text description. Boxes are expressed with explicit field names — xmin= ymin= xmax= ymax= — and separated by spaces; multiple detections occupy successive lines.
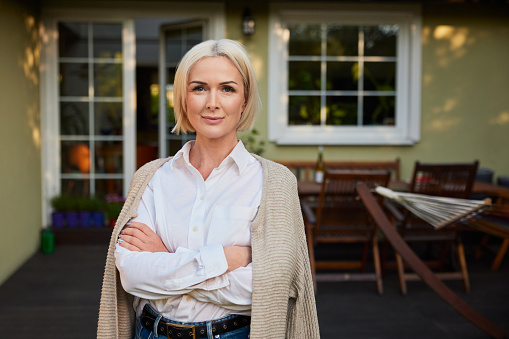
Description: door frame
xmin=40 ymin=2 xmax=225 ymax=227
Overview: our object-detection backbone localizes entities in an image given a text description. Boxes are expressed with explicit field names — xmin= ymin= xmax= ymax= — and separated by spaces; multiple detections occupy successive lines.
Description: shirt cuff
xmin=199 ymin=243 xmax=228 ymax=278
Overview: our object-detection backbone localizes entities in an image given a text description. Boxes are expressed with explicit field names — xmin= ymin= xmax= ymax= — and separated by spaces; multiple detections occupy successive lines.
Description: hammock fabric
xmin=460 ymin=205 xmax=509 ymax=239
xmin=375 ymin=186 xmax=492 ymax=230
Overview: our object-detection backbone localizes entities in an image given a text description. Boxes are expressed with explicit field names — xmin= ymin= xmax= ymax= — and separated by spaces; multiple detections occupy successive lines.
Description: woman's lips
xmin=202 ymin=116 xmax=224 ymax=124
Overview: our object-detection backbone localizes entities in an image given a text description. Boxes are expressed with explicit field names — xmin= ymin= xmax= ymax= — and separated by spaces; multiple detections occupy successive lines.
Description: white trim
xmin=40 ymin=18 xmax=60 ymax=228
xmin=158 ymin=30 xmax=167 ymax=158
xmin=268 ymin=3 xmax=421 ymax=145
xmin=123 ymin=19 xmax=136 ymax=195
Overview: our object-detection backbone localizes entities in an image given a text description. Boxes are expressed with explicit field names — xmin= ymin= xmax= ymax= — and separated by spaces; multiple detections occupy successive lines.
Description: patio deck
xmin=0 ymin=242 xmax=508 ymax=338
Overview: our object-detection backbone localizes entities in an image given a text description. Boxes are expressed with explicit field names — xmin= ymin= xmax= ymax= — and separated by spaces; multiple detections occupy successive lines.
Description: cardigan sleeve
xmin=285 ymin=174 xmax=321 ymax=338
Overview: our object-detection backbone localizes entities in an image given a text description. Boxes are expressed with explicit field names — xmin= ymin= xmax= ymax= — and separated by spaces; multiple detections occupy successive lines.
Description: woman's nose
xmin=206 ymin=91 xmax=219 ymax=110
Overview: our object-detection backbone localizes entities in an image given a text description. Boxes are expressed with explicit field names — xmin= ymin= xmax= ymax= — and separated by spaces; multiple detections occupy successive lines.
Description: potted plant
xmin=77 ymin=196 xmax=93 ymax=227
xmin=240 ymin=128 xmax=265 ymax=156
xmin=50 ymin=195 xmax=67 ymax=228
xmin=90 ymin=196 xmax=106 ymax=227
xmin=65 ymin=195 xmax=80 ymax=228
xmin=105 ymin=201 xmax=124 ymax=228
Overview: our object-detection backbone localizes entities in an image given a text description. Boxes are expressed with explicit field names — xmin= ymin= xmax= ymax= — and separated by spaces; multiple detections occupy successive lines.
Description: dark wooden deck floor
xmin=0 ymin=242 xmax=508 ymax=338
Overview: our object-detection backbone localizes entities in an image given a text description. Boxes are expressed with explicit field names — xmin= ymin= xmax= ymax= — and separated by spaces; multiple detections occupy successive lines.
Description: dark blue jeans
xmin=134 ymin=309 xmax=250 ymax=339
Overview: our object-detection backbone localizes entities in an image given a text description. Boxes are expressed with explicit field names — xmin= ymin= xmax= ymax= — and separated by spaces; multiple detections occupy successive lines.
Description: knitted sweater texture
xmin=97 ymin=155 xmax=320 ymax=338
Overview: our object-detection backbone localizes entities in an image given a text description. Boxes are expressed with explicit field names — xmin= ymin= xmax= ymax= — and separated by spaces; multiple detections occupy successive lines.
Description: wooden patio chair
xmin=301 ymin=169 xmax=391 ymax=294
xmin=390 ymin=160 xmax=479 ymax=295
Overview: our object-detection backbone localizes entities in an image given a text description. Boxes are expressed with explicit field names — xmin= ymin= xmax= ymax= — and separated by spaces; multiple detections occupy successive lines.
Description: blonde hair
xmin=172 ymin=39 xmax=260 ymax=134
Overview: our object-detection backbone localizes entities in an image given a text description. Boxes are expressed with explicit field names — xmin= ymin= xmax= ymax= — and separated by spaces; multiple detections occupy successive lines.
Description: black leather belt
xmin=141 ymin=305 xmax=250 ymax=339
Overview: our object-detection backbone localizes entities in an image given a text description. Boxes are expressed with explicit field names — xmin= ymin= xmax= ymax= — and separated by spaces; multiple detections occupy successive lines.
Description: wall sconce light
xmin=242 ymin=8 xmax=255 ymax=35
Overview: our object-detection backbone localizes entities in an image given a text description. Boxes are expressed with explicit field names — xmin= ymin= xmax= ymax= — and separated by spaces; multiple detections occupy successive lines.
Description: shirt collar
xmin=170 ymin=141 xmax=194 ymax=170
xmin=170 ymin=139 xmax=252 ymax=175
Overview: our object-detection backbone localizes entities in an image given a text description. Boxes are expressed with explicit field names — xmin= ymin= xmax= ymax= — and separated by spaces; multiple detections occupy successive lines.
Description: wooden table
xmin=298 ymin=179 xmax=408 ymax=198
xmin=299 ymin=180 xmax=509 ymax=201
xmin=473 ymin=181 xmax=509 ymax=201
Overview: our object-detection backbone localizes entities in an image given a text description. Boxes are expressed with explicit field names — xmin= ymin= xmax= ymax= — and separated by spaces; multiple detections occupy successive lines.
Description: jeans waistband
xmin=141 ymin=304 xmax=251 ymax=339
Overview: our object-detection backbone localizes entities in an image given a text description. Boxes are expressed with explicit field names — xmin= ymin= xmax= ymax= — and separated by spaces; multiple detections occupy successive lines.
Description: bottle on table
xmin=315 ymin=146 xmax=324 ymax=184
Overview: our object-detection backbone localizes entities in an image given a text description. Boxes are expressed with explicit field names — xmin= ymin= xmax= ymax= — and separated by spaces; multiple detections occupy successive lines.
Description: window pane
xmin=95 ymin=141 xmax=123 ymax=174
xmin=59 ymin=23 xmax=88 ymax=58
xmin=364 ymin=25 xmax=398 ymax=57
xmin=165 ymin=30 xmax=183 ymax=63
xmin=364 ymin=62 xmax=396 ymax=91
xmin=327 ymin=26 xmax=358 ymax=56
xmin=61 ymin=141 xmax=91 ymax=174
xmin=363 ymin=96 xmax=395 ymax=126
xmin=60 ymin=63 xmax=88 ymax=96
xmin=96 ymin=178 xmax=123 ymax=198
xmin=288 ymin=61 xmax=321 ymax=90
xmin=185 ymin=27 xmax=203 ymax=52
xmin=95 ymin=102 xmax=122 ymax=135
xmin=94 ymin=63 xmax=123 ymax=97
xmin=93 ymin=23 xmax=122 ymax=59
xmin=288 ymin=25 xmax=321 ymax=56
xmin=288 ymin=96 xmax=321 ymax=125
xmin=326 ymin=96 xmax=358 ymax=126
xmin=61 ymin=179 xmax=90 ymax=197
xmin=326 ymin=62 xmax=358 ymax=90
xmin=60 ymin=102 xmax=89 ymax=135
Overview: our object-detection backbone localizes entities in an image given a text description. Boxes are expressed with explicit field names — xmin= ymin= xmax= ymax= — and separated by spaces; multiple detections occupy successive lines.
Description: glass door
xmin=58 ymin=22 xmax=125 ymax=200
xmin=159 ymin=21 xmax=206 ymax=157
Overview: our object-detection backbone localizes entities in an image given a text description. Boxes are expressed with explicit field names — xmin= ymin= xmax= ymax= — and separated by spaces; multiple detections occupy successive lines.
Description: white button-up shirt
xmin=115 ymin=140 xmax=263 ymax=322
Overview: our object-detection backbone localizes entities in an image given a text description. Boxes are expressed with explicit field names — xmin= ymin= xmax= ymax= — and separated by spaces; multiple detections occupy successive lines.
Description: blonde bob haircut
xmin=172 ymin=39 xmax=260 ymax=135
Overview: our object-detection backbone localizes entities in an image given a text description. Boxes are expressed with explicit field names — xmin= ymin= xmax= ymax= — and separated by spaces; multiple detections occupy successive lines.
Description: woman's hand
xmin=223 ymin=246 xmax=252 ymax=272
xmin=118 ymin=221 xmax=169 ymax=253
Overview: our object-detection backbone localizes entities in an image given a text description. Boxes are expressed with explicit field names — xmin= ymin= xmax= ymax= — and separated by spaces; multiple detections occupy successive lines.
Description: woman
xmin=97 ymin=39 xmax=319 ymax=339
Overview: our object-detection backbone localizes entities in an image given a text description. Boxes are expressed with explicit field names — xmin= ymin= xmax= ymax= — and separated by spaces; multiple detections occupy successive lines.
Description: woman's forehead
xmin=189 ymin=56 xmax=242 ymax=80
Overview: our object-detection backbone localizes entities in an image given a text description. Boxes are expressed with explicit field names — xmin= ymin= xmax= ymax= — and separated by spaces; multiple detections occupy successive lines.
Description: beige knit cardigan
xmin=97 ymin=155 xmax=320 ymax=338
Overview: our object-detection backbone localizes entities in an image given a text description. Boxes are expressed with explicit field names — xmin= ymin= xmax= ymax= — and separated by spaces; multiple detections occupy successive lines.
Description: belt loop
xmin=153 ymin=313 xmax=162 ymax=338
xmin=206 ymin=321 xmax=214 ymax=339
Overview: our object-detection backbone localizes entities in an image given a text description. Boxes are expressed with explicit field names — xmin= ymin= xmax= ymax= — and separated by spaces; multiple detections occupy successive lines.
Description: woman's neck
xmin=189 ymin=134 xmax=238 ymax=180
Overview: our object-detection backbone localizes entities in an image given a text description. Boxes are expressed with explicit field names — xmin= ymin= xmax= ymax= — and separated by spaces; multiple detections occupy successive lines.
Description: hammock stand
xmin=357 ymin=183 xmax=508 ymax=339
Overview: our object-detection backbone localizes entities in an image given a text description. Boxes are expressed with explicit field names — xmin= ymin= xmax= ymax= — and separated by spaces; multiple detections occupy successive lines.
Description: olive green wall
xmin=0 ymin=0 xmax=41 ymax=286
xmin=233 ymin=2 xmax=509 ymax=182
xmin=417 ymin=4 xmax=509 ymax=180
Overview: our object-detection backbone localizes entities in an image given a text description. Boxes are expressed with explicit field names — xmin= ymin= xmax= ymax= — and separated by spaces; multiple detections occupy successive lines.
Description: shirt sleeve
xmin=115 ymin=244 xmax=228 ymax=300
xmin=188 ymin=263 xmax=253 ymax=310
xmin=115 ymin=179 xmax=229 ymax=300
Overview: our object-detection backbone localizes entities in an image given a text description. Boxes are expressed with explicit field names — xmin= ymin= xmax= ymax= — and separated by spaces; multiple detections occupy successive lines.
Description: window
xmin=268 ymin=4 xmax=421 ymax=145
xmin=58 ymin=22 xmax=126 ymax=198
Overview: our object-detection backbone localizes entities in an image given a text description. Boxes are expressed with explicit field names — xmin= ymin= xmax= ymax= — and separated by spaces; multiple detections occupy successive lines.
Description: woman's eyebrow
xmin=188 ymin=80 xmax=239 ymax=86
xmin=219 ymin=81 xmax=238 ymax=85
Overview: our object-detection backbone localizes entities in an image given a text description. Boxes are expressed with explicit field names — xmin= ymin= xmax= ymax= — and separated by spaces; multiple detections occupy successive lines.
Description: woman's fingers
xmin=118 ymin=236 xmax=142 ymax=251
xmin=119 ymin=221 xmax=169 ymax=253
xmin=127 ymin=221 xmax=153 ymax=235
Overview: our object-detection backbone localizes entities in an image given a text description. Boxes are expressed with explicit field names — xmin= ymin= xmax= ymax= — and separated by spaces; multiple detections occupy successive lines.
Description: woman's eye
xmin=223 ymin=86 xmax=236 ymax=93
xmin=191 ymin=86 xmax=204 ymax=92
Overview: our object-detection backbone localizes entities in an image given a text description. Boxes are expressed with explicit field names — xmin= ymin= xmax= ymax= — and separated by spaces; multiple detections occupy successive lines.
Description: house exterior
xmin=1 ymin=0 xmax=508 ymax=285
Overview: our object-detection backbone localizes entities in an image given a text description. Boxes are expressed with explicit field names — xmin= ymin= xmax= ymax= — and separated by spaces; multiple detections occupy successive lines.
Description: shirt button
xmin=192 ymin=226 xmax=198 ymax=232
xmin=186 ymin=296 xmax=192 ymax=302
xmin=200 ymin=195 xmax=205 ymax=200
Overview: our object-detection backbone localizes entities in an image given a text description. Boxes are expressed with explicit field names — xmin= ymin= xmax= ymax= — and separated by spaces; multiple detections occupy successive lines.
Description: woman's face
xmin=186 ymin=56 xmax=246 ymax=143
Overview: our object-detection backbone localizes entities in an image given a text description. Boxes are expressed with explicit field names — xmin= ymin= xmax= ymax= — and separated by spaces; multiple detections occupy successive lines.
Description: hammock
xmin=375 ymin=186 xmax=492 ymax=230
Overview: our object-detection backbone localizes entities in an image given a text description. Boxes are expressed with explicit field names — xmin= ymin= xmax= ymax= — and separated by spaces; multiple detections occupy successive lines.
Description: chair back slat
xmin=277 ymin=158 xmax=400 ymax=181
xmin=410 ymin=161 xmax=479 ymax=199
xmin=316 ymin=170 xmax=391 ymax=231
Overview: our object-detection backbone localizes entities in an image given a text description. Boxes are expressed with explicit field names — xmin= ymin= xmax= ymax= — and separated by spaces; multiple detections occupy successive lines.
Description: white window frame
xmin=40 ymin=3 xmax=225 ymax=227
xmin=268 ymin=3 xmax=422 ymax=145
